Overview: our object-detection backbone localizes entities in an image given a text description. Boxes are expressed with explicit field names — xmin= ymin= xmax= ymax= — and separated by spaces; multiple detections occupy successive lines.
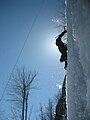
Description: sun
xmin=49 ymin=40 xmax=58 ymax=52
xmin=43 ymin=35 xmax=59 ymax=58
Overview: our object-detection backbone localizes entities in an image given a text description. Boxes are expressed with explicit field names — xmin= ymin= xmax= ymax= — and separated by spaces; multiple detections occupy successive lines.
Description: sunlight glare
xmin=49 ymin=40 xmax=58 ymax=52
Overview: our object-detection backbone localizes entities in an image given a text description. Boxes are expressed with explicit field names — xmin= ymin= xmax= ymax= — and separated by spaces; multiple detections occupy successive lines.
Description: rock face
xmin=55 ymin=75 xmax=67 ymax=120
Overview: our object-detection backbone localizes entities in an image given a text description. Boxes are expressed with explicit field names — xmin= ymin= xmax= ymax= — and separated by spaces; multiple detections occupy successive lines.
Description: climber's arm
xmin=59 ymin=29 xmax=67 ymax=38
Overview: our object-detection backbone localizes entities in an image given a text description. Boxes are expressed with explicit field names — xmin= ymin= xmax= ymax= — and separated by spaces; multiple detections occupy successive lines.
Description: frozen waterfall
xmin=66 ymin=0 xmax=90 ymax=120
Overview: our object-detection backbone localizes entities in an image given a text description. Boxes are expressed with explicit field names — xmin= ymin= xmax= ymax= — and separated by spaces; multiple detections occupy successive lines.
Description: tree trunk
xmin=25 ymin=93 xmax=28 ymax=120
xmin=22 ymin=80 xmax=26 ymax=120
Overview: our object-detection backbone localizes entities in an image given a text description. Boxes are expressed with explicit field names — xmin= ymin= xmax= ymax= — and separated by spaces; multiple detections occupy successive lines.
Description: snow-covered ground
xmin=66 ymin=0 xmax=90 ymax=119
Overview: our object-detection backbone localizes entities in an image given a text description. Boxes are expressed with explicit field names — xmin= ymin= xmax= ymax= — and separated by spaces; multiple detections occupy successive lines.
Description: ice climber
xmin=56 ymin=29 xmax=67 ymax=69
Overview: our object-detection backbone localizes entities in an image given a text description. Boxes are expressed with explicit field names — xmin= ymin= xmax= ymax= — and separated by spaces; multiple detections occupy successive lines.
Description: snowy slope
xmin=66 ymin=0 xmax=90 ymax=120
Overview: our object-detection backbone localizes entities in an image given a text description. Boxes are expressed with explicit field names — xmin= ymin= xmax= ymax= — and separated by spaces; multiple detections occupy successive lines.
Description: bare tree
xmin=52 ymin=0 xmax=66 ymax=31
xmin=8 ymin=68 xmax=38 ymax=120
xmin=46 ymin=99 xmax=55 ymax=120
xmin=39 ymin=104 xmax=46 ymax=120
xmin=37 ymin=99 xmax=55 ymax=120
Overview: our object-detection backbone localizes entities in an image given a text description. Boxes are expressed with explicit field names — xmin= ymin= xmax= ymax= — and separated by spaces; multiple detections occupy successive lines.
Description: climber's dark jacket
xmin=56 ymin=30 xmax=67 ymax=69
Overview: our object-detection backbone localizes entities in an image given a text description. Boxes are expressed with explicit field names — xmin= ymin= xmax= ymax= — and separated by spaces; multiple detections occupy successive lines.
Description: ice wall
xmin=66 ymin=0 xmax=90 ymax=120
